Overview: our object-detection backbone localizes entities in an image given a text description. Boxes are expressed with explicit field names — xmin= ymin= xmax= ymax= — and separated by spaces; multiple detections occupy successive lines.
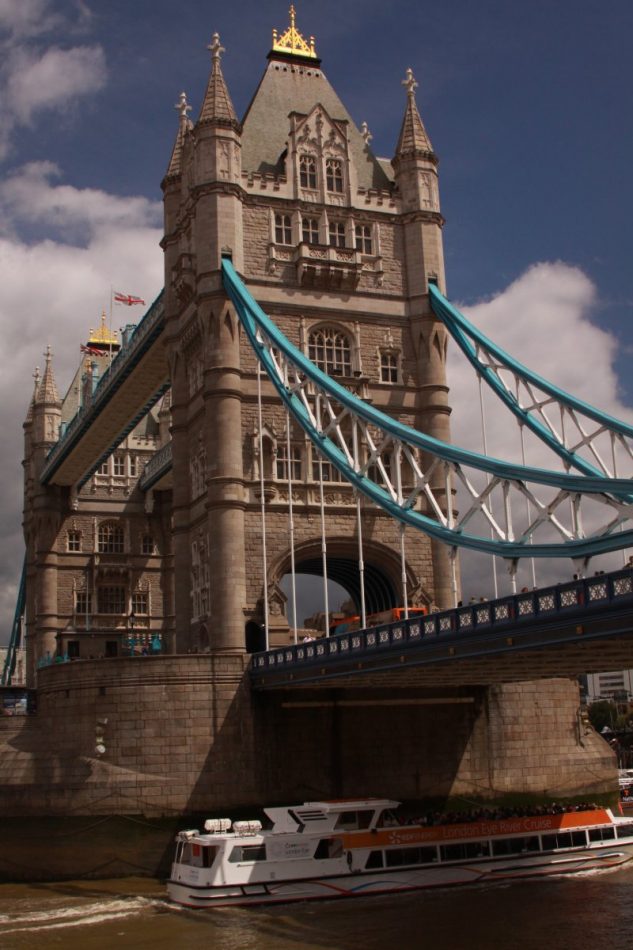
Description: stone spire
xmin=32 ymin=345 xmax=61 ymax=449
xmin=395 ymin=68 xmax=434 ymax=159
xmin=198 ymin=33 xmax=239 ymax=126
xmin=24 ymin=366 xmax=40 ymax=425
xmin=37 ymin=345 xmax=60 ymax=405
xmin=165 ymin=91 xmax=192 ymax=180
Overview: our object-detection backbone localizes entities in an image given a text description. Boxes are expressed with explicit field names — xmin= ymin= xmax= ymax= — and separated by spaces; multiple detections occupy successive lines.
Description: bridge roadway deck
xmin=250 ymin=568 xmax=633 ymax=690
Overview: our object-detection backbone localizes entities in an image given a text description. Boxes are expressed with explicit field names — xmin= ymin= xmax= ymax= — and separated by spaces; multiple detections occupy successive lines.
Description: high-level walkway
xmin=40 ymin=293 xmax=167 ymax=487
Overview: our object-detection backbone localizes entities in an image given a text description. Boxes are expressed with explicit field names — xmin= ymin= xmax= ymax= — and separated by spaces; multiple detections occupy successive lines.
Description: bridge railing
xmin=251 ymin=567 xmax=633 ymax=674
xmin=139 ymin=440 xmax=172 ymax=492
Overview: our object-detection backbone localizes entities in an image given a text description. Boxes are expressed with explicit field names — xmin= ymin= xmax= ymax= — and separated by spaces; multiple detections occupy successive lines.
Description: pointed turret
xmin=165 ymin=91 xmax=192 ymax=181
xmin=24 ymin=366 xmax=40 ymax=426
xmin=392 ymin=67 xmax=442 ymax=223
xmin=37 ymin=344 xmax=60 ymax=406
xmin=198 ymin=33 xmax=239 ymax=127
xmin=394 ymin=68 xmax=435 ymax=160
xmin=32 ymin=345 xmax=61 ymax=454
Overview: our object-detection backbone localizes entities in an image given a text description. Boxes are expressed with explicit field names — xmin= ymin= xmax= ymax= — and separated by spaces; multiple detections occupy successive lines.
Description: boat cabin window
xmin=491 ymin=836 xmax=540 ymax=857
xmin=314 ymin=838 xmax=344 ymax=860
xmin=228 ymin=844 xmax=267 ymax=863
xmin=616 ymin=825 xmax=633 ymax=839
xmin=334 ymin=810 xmax=374 ymax=831
xmin=588 ymin=827 xmax=615 ymax=842
xmin=542 ymin=831 xmax=586 ymax=850
xmin=385 ymin=846 xmax=438 ymax=867
xmin=377 ymin=809 xmax=400 ymax=828
xmin=179 ymin=843 xmax=218 ymax=867
xmin=365 ymin=850 xmax=384 ymax=869
xmin=440 ymin=842 xmax=490 ymax=862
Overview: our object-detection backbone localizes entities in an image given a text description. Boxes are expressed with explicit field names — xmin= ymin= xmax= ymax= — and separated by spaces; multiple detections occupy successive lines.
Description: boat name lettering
xmin=386 ymin=816 xmax=576 ymax=845
xmin=269 ymin=841 xmax=312 ymax=859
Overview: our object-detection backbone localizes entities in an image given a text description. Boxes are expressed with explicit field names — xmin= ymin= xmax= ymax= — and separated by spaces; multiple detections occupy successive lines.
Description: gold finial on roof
xmin=88 ymin=311 xmax=119 ymax=347
xmin=272 ymin=5 xmax=317 ymax=60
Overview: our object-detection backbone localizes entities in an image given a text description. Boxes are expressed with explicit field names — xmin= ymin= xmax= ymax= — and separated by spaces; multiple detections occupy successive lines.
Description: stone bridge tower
xmin=162 ymin=11 xmax=454 ymax=653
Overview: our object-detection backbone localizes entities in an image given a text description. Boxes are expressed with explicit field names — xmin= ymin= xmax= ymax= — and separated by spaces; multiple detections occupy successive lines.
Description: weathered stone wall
xmin=0 ymin=660 xmax=616 ymax=823
xmin=0 ymin=656 xmax=257 ymax=817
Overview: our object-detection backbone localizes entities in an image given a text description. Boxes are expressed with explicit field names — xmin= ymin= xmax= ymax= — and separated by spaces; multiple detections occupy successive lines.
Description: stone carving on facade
xmin=218 ymin=141 xmax=231 ymax=180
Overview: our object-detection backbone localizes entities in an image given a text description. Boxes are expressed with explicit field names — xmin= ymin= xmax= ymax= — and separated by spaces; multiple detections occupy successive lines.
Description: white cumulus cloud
xmin=6 ymin=44 xmax=106 ymax=124
xmin=0 ymin=168 xmax=163 ymax=644
xmin=447 ymin=262 xmax=633 ymax=598
xmin=0 ymin=2 xmax=105 ymax=160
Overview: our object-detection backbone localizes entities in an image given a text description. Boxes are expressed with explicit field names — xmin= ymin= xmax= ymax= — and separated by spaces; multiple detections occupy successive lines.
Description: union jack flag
xmin=80 ymin=344 xmax=107 ymax=356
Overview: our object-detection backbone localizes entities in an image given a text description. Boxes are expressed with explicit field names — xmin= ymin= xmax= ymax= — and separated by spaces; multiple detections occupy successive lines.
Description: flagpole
xmin=109 ymin=285 xmax=113 ymax=372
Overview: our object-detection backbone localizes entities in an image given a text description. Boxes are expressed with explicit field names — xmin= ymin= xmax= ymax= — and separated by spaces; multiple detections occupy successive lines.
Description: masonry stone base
xmin=0 ymin=658 xmax=617 ymax=879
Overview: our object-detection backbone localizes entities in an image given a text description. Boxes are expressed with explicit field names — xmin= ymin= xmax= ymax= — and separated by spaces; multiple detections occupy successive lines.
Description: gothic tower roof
xmin=395 ymin=68 xmax=435 ymax=160
xmin=86 ymin=312 xmax=120 ymax=352
xmin=198 ymin=33 xmax=239 ymax=127
xmin=165 ymin=91 xmax=192 ymax=180
xmin=24 ymin=366 xmax=40 ymax=425
xmin=240 ymin=11 xmax=392 ymax=191
xmin=36 ymin=345 xmax=60 ymax=406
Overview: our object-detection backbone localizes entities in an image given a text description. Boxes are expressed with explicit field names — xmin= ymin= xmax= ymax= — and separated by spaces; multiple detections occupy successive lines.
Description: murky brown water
xmin=1 ymin=867 xmax=632 ymax=949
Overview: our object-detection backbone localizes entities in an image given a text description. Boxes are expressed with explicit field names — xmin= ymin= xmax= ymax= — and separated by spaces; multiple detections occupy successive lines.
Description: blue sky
xmin=1 ymin=0 xmax=633 ymax=640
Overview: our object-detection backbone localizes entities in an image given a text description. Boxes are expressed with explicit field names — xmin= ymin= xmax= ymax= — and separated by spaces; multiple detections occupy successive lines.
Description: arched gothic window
xmin=308 ymin=327 xmax=352 ymax=377
xmin=98 ymin=522 xmax=124 ymax=554
xmin=326 ymin=158 xmax=344 ymax=193
xmin=299 ymin=154 xmax=317 ymax=189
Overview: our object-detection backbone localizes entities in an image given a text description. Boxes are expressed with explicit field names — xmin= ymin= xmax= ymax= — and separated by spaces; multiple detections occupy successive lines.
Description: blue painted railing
xmin=2 ymin=556 xmax=26 ymax=686
xmin=250 ymin=567 xmax=633 ymax=675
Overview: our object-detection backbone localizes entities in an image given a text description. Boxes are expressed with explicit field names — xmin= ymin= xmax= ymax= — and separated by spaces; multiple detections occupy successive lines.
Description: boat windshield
xmin=178 ymin=842 xmax=218 ymax=868
xmin=334 ymin=809 xmax=375 ymax=830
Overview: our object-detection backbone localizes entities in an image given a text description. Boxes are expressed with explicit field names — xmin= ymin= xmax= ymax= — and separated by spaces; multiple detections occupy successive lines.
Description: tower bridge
xmin=3 ymin=11 xmax=633 ymax=822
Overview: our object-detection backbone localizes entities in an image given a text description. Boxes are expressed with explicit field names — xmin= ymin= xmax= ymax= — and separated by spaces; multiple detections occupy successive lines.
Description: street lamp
xmin=128 ymin=612 xmax=136 ymax=656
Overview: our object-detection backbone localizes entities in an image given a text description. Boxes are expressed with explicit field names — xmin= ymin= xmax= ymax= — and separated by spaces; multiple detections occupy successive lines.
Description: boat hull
xmin=167 ymin=843 xmax=633 ymax=908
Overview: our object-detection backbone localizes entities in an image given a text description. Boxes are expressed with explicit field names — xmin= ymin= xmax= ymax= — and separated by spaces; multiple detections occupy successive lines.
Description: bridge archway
xmin=272 ymin=538 xmax=430 ymax=623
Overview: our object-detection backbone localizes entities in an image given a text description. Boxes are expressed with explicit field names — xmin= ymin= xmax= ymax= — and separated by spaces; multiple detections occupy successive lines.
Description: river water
xmin=1 ymin=867 xmax=632 ymax=950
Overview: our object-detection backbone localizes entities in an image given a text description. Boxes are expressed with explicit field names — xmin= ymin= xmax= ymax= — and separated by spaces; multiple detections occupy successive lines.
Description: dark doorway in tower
xmin=245 ymin=620 xmax=266 ymax=654
xmin=279 ymin=555 xmax=398 ymax=631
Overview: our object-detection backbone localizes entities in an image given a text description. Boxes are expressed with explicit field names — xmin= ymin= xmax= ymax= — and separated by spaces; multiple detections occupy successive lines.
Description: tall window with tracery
xmin=75 ymin=590 xmax=90 ymax=614
xmin=326 ymin=158 xmax=344 ymax=193
xmin=191 ymin=542 xmax=201 ymax=619
xmin=131 ymin=590 xmax=149 ymax=615
xmin=328 ymin=221 xmax=346 ymax=248
xmin=274 ymin=213 xmax=292 ymax=245
xmin=299 ymin=154 xmax=317 ymax=188
xmin=67 ymin=530 xmax=81 ymax=552
xmin=355 ymin=224 xmax=373 ymax=254
xmin=302 ymin=216 xmax=319 ymax=244
xmin=98 ymin=522 xmax=124 ymax=554
xmin=275 ymin=443 xmax=302 ymax=481
xmin=311 ymin=455 xmax=344 ymax=482
xmin=97 ymin=586 xmax=126 ymax=614
xmin=380 ymin=351 xmax=399 ymax=383
xmin=308 ymin=327 xmax=352 ymax=376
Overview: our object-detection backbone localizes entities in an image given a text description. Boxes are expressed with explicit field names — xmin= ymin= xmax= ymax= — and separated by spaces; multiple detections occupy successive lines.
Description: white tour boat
xmin=167 ymin=798 xmax=633 ymax=908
